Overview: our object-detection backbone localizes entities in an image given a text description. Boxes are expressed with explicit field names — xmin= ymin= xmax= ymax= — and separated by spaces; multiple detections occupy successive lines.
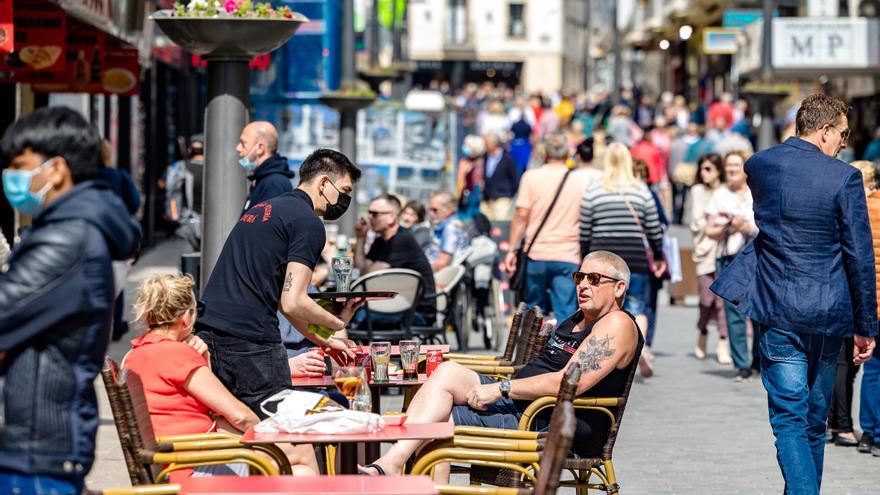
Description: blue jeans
xmin=524 ymin=259 xmax=578 ymax=319
xmin=623 ymin=273 xmax=649 ymax=317
xmin=760 ymin=327 xmax=842 ymax=495
xmin=859 ymin=356 xmax=880 ymax=443
xmin=0 ymin=472 xmax=83 ymax=495
xmin=717 ymin=257 xmax=750 ymax=370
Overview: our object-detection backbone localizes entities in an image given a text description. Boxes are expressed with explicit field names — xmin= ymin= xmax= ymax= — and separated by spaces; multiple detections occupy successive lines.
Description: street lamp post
xmin=151 ymin=11 xmax=306 ymax=288
xmin=319 ymin=0 xmax=376 ymax=239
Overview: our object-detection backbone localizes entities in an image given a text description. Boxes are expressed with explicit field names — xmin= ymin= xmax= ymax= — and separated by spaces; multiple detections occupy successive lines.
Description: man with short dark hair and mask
xmin=237 ymin=121 xmax=295 ymax=211
xmin=196 ymin=148 xmax=363 ymax=416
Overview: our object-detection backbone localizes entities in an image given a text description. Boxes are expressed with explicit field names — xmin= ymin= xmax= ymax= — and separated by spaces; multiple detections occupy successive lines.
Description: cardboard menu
xmin=0 ymin=0 xmax=12 ymax=54
xmin=0 ymin=7 xmax=66 ymax=75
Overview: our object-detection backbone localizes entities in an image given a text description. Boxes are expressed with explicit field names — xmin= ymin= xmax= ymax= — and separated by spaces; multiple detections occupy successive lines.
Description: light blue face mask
xmin=2 ymin=158 xmax=54 ymax=216
xmin=238 ymin=144 xmax=258 ymax=173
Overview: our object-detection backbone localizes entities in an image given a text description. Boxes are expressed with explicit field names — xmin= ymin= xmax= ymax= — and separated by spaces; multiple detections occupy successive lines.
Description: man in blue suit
xmin=712 ymin=94 xmax=877 ymax=494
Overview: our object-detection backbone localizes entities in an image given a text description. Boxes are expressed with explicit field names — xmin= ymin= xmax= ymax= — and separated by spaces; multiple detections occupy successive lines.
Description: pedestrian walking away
xmin=712 ymin=94 xmax=878 ymax=494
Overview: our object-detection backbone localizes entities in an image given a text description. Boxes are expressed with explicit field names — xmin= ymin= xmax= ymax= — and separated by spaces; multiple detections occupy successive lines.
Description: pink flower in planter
xmin=224 ymin=0 xmax=239 ymax=13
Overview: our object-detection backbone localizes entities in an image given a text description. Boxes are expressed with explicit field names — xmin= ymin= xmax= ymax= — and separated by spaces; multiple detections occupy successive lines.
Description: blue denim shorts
xmin=623 ymin=272 xmax=650 ymax=317
xmin=451 ymin=374 xmax=521 ymax=429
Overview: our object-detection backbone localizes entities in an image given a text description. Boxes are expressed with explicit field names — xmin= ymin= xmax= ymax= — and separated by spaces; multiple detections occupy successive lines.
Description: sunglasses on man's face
xmin=368 ymin=210 xmax=392 ymax=217
xmin=572 ymin=271 xmax=621 ymax=286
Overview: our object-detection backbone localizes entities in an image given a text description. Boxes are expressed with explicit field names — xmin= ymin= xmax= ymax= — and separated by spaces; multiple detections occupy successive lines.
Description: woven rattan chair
xmin=89 ymin=485 xmax=181 ymax=495
xmin=444 ymin=303 xmax=526 ymax=364
xmin=448 ymin=306 xmax=543 ymax=376
xmin=101 ymin=358 xmax=283 ymax=484
xmin=413 ymin=398 xmax=577 ymax=495
xmin=518 ymin=335 xmax=644 ymax=494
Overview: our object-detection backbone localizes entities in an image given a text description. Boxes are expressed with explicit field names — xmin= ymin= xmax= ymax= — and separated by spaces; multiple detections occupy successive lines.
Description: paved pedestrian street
xmin=87 ymin=241 xmax=878 ymax=493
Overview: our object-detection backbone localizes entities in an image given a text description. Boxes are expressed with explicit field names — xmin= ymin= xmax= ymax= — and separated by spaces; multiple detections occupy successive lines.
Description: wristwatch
xmin=499 ymin=380 xmax=511 ymax=399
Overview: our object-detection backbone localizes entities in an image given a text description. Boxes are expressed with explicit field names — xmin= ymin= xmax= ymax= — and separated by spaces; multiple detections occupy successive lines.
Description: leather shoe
xmin=833 ymin=432 xmax=859 ymax=447
xmin=858 ymin=433 xmax=875 ymax=453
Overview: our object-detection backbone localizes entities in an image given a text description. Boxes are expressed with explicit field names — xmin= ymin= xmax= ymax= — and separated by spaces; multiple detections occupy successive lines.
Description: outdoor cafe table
xmin=177 ymin=475 xmax=438 ymax=494
xmin=241 ymin=422 xmax=454 ymax=475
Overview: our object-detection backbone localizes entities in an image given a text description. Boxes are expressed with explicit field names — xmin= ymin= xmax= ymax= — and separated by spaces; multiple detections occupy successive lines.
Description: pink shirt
xmin=516 ymin=164 xmax=595 ymax=265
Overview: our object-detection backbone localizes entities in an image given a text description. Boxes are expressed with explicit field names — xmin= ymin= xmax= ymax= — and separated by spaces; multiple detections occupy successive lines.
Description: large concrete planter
xmin=149 ymin=10 xmax=307 ymax=288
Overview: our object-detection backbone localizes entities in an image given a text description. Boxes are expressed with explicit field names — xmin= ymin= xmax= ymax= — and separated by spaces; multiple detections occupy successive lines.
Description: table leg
xmin=339 ymin=442 xmax=359 ymax=474
xmin=367 ymin=385 xmax=382 ymax=462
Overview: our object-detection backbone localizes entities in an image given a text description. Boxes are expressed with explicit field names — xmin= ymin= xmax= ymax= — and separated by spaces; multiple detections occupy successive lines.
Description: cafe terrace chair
xmin=89 ymin=485 xmax=181 ymax=495
xmin=100 ymin=358 xmax=284 ymax=485
xmin=443 ymin=304 xmax=530 ymax=364
xmin=451 ymin=334 xmax=643 ymax=495
xmin=432 ymin=404 xmax=576 ymax=495
xmin=410 ymin=363 xmax=580 ymax=489
xmin=348 ymin=268 xmax=425 ymax=343
xmin=410 ymin=264 xmax=467 ymax=346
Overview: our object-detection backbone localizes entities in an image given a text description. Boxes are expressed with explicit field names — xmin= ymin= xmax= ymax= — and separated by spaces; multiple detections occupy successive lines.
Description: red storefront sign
xmin=0 ymin=7 xmax=66 ymax=75
xmin=33 ymin=46 xmax=140 ymax=96
xmin=0 ymin=0 xmax=12 ymax=54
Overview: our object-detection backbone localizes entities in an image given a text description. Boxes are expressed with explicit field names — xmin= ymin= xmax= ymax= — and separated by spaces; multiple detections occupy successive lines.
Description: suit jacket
xmin=483 ymin=152 xmax=520 ymax=201
xmin=711 ymin=137 xmax=878 ymax=338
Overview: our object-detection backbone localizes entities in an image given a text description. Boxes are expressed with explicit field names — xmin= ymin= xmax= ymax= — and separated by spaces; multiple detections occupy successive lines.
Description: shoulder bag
xmin=618 ymin=189 xmax=670 ymax=279
xmin=509 ymin=169 xmax=572 ymax=296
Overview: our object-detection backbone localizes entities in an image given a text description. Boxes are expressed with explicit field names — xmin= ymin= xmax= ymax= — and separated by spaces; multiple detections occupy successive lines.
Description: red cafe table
xmin=177 ymin=475 xmax=438 ymax=495
xmin=241 ymin=422 xmax=453 ymax=475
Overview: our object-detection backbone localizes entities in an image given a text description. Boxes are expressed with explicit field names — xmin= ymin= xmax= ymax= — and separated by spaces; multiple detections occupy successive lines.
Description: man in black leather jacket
xmin=0 ymin=107 xmax=141 ymax=494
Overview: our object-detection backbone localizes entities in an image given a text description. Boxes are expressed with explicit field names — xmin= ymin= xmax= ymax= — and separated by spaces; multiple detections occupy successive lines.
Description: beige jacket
xmin=689 ymin=184 xmax=720 ymax=276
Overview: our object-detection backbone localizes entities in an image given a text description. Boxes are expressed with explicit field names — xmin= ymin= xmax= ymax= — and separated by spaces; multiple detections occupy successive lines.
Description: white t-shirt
xmin=704 ymin=185 xmax=756 ymax=257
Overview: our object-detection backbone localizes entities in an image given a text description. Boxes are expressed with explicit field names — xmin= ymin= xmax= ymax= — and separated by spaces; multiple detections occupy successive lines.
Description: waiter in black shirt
xmin=196 ymin=149 xmax=363 ymax=417
xmin=353 ymin=194 xmax=437 ymax=326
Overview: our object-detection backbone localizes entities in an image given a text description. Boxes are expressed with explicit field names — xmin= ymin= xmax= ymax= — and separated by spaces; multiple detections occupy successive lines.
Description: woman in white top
xmin=689 ymin=153 xmax=731 ymax=364
xmin=705 ymin=150 xmax=759 ymax=382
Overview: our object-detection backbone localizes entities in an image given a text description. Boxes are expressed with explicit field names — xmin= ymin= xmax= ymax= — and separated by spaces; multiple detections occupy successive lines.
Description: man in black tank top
xmin=360 ymin=251 xmax=643 ymax=478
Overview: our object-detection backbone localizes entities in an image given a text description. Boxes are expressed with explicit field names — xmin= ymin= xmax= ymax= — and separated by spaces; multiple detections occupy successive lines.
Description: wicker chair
xmin=448 ymin=307 xmax=543 ymax=376
xmin=444 ymin=303 xmax=527 ymax=364
xmin=100 ymin=358 xmax=283 ymax=484
xmin=413 ymin=397 xmax=577 ymax=495
xmin=518 ymin=334 xmax=645 ymax=494
xmin=460 ymin=361 xmax=582 ymax=488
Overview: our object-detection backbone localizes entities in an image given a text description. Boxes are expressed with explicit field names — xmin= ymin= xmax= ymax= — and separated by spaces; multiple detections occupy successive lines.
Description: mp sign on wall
xmin=771 ymin=18 xmax=880 ymax=70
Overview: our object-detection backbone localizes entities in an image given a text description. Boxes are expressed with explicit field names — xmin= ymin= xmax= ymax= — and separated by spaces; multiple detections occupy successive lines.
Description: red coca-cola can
xmin=426 ymin=349 xmax=443 ymax=377
xmin=355 ymin=349 xmax=372 ymax=382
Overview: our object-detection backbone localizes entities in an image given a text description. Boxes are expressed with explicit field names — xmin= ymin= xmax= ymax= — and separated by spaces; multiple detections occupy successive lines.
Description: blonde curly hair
xmin=133 ymin=274 xmax=196 ymax=329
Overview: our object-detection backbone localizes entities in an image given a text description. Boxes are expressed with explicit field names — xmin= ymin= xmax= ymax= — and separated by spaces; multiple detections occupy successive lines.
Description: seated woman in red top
xmin=124 ymin=274 xmax=318 ymax=476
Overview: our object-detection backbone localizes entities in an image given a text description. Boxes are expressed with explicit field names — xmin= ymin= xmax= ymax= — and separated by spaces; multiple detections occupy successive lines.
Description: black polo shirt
xmin=367 ymin=229 xmax=437 ymax=315
xmin=198 ymin=189 xmax=325 ymax=343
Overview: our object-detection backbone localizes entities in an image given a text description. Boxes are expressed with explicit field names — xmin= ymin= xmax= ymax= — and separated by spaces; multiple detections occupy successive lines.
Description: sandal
xmin=358 ymin=463 xmax=386 ymax=476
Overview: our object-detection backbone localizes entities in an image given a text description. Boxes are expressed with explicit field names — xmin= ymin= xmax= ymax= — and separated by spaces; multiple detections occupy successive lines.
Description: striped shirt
xmin=579 ymin=183 xmax=664 ymax=274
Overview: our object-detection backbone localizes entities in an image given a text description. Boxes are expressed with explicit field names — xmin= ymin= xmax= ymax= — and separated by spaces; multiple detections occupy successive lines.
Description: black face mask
xmin=321 ymin=179 xmax=351 ymax=221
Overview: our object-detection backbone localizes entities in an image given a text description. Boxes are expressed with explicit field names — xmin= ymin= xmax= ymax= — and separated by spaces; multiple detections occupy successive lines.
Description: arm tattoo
xmin=577 ymin=336 xmax=615 ymax=372
xmin=282 ymin=273 xmax=293 ymax=292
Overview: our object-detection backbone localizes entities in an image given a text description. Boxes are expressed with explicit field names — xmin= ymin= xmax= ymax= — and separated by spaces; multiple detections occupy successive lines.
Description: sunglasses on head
xmin=572 ymin=271 xmax=621 ymax=286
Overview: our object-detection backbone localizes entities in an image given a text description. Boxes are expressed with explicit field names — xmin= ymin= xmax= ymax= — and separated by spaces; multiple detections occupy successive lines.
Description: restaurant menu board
xmin=0 ymin=7 xmax=66 ymax=75
xmin=0 ymin=0 xmax=12 ymax=54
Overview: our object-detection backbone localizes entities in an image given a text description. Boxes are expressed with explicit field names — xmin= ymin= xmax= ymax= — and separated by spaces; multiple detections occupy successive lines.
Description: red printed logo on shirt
xmin=240 ymin=203 xmax=272 ymax=224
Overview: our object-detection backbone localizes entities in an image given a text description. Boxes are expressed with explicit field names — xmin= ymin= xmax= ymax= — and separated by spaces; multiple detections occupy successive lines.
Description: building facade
xmin=406 ymin=0 xmax=593 ymax=92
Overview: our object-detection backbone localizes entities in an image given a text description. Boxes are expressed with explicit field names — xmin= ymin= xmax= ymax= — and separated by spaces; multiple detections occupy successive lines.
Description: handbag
xmin=509 ymin=169 xmax=572 ymax=295
xmin=619 ymin=191 xmax=670 ymax=279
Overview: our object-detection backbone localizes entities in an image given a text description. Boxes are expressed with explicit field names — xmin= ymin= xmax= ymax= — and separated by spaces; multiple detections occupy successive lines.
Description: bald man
xmin=360 ymin=251 xmax=643 ymax=477
xmin=238 ymin=121 xmax=295 ymax=211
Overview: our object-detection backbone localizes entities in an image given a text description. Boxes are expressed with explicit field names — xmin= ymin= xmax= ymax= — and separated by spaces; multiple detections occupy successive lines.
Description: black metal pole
xmin=757 ymin=0 xmax=776 ymax=151
xmin=369 ymin=0 xmax=380 ymax=68
xmin=338 ymin=0 xmax=358 ymax=237
xmin=612 ymin=1 xmax=622 ymax=104
xmin=201 ymin=58 xmax=250 ymax=288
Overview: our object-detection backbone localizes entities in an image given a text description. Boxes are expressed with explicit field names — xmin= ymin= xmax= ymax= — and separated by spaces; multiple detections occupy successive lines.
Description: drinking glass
xmin=332 ymin=256 xmax=353 ymax=292
xmin=370 ymin=342 xmax=392 ymax=382
xmin=399 ymin=340 xmax=420 ymax=381
xmin=333 ymin=365 xmax=364 ymax=401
